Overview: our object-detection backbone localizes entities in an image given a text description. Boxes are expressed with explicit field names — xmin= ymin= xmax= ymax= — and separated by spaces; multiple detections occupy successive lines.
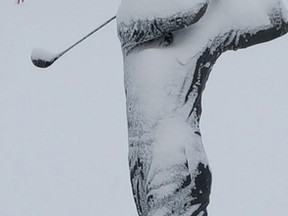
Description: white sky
xmin=0 ymin=1 xmax=288 ymax=216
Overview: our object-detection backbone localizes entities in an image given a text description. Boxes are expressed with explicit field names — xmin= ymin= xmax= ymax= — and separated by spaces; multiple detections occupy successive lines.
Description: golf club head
xmin=31 ymin=58 xmax=56 ymax=68
xmin=31 ymin=48 xmax=60 ymax=69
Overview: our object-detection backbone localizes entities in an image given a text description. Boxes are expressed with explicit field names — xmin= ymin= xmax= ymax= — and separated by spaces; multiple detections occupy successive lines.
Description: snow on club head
xmin=31 ymin=48 xmax=59 ymax=69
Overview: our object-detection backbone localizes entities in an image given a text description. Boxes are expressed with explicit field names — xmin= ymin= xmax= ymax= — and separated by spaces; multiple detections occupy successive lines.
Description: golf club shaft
xmin=60 ymin=15 xmax=116 ymax=58
xmin=32 ymin=15 xmax=116 ymax=68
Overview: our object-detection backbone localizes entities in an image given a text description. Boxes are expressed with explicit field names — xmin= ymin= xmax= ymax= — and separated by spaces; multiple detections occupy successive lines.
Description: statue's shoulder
xmin=117 ymin=0 xmax=209 ymax=51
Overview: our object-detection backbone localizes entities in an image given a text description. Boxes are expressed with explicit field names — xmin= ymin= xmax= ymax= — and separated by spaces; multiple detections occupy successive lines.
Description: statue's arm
xmin=117 ymin=2 xmax=208 ymax=52
xmin=222 ymin=6 xmax=288 ymax=52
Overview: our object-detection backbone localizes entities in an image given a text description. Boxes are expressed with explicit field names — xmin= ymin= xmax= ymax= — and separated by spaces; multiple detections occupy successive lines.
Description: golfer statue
xmin=116 ymin=0 xmax=288 ymax=215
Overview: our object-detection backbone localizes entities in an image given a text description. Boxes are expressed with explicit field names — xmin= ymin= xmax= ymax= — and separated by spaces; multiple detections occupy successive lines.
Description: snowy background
xmin=0 ymin=0 xmax=288 ymax=216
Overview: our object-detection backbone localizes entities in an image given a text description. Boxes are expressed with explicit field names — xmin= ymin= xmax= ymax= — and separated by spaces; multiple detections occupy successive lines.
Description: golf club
xmin=31 ymin=15 xmax=116 ymax=69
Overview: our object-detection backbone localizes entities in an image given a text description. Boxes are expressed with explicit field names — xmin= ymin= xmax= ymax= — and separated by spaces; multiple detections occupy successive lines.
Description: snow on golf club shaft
xmin=31 ymin=15 xmax=116 ymax=68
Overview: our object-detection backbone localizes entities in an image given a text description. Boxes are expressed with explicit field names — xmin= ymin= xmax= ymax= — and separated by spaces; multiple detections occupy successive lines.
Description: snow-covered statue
xmin=117 ymin=0 xmax=288 ymax=215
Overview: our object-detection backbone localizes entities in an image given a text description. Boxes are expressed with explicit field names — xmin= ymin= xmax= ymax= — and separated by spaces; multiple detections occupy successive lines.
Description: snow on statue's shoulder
xmin=206 ymin=0 xmax=288 ymax=29
xmin=117 ymin=0 xmax=288 ymax=52
xmin=117 ymin=0 xmax=210 ymax=51
xmin=117 ymin=0 xmax=209 ymax=23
